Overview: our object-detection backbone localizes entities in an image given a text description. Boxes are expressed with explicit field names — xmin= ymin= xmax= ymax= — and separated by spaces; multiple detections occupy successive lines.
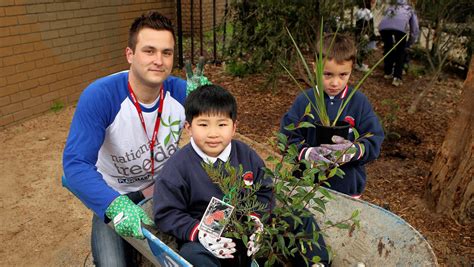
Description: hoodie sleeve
xmin=408 ymin=8 xmax=420 ymax=44
xmin=63 ymin=83 xmax=120 ymax=220
xmin=153 ymin=162 xmax=200 ymax=242
xmin=351 ymin=94 xmax=384 ymax=164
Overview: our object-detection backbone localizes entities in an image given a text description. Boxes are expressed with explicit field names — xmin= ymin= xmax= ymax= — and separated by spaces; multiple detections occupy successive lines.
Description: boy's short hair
xmin=128 ymin=11 xmax=175 ymax=52
xmin=185 ymin=84 xmax=238 ymax=123
xmin=317 ymin=33 xmax=356 ymax=64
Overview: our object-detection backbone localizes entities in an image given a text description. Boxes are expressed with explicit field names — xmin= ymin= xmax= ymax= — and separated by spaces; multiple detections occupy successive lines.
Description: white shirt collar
xmin=190 ymin=137 xmax=232 ymax=164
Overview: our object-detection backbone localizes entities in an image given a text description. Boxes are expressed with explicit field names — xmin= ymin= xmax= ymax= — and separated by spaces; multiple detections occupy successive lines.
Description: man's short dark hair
xmin=316 ymin=33 xmax=356 ymax=64
xmin=128 ymin=11 xmax=175 ymax=52
xmin=185 ymin=85 xmax=238 ymax=123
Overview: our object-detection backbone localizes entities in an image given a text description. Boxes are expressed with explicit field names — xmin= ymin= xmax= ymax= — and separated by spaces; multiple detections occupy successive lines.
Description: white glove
xmin=247 ymin=215 xmax=264 ymax=257
xmin=198 ymin=231 xmax=236 ymax=259
xmin=303 ymin=146 xmax=332 ymax=164
xmin=320 ymin=135 xmax=356 ymax=164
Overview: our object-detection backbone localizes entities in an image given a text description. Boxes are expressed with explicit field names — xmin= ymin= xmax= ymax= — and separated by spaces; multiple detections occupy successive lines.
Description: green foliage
xmin=415 ymin=0 xmax=473 ymax=71
xmin=226 ymin=1 xmax=355 ymax=86
xmin=379 ymin=99 xmax=401 ymax=141
xmin=225 ymin=59 xmax=256 ymax=77
xmin=50 ymin=100 xmax=64 ymax=113
xmin=201 ymin=117 xmax=367 ymax=265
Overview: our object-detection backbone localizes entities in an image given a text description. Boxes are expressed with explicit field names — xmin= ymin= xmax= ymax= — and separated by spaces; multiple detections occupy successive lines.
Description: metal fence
xmin=175 ymin=0 xmax=229 ymax=68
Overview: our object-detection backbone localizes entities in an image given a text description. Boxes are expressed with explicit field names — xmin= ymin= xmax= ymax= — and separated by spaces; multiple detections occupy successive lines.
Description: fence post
xmin=176 ymin=0 xmax=184 ymax=68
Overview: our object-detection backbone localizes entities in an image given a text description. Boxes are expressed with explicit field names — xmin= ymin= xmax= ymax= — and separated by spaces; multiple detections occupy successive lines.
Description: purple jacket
xmin=378 ymin=0 xmax=419 ymax=43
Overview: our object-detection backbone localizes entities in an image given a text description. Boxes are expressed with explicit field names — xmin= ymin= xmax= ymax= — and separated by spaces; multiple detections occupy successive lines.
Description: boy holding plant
xmin=153 ymin=85 xmax=330 ymax=266
xmin=280 ymin=33 xmax=384 ymax=198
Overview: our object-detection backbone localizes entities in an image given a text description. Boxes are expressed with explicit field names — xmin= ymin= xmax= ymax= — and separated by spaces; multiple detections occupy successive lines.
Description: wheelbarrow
xmin=62 ymin=176 xmax=437 ymax=266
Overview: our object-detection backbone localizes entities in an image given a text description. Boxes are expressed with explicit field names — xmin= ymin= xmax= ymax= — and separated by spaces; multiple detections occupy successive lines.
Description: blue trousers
xmin=91 ymin=214 xmax=138 ymax=267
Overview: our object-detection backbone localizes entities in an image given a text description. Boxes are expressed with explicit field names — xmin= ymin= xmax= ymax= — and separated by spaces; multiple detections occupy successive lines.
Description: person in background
xmin=354 ymin=0 xmax=377 ymax=72
xmin=63 ymin=11 xmax=208 ymax=266
xmin=378 ymin=0 xmax=419 ymax=87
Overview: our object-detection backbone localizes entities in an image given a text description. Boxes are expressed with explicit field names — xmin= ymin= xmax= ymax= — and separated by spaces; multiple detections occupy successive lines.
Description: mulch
xmin=188 ymin=55 xmax=473 ymax=266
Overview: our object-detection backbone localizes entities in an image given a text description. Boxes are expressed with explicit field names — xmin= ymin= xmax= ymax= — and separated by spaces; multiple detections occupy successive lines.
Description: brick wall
xmin=0 ymin=0 xmax=175 ymax=128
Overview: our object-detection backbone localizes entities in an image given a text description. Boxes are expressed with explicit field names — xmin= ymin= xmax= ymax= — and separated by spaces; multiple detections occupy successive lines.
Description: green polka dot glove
xmin=185 ymin=56 xmax=212 ymax=96
xmin=105 ymin=195 xmax=154 ymax=239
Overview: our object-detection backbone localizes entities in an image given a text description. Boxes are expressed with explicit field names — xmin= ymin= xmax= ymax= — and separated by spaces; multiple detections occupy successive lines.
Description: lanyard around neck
xmin=127 ymin=82 xmax=164 ymax=178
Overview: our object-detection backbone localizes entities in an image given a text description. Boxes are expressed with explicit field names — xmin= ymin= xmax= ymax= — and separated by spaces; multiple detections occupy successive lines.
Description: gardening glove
xmin=105 ymin=195 xmax=154 ymax=239
xmin=247 ymin=215 xmax=264 ymax=257
xmin=198 ymin=230 xmax=236 ymax=259
xmin=302 ymin=146 xmax=333 ymax=164
xmin=185 ymin=56 xmax=212 ymax=95
xmin=320 ymin=135 xmax=356 ymax=164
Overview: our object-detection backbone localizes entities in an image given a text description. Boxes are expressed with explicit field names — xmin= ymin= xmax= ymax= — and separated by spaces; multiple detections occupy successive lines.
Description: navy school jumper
xmin=280 ymin=86 xmax=384 ymax=196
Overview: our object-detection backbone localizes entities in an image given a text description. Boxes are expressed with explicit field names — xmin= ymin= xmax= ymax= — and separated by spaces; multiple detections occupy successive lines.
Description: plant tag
xmin=198 ymin=197 xmax=234 ymax=238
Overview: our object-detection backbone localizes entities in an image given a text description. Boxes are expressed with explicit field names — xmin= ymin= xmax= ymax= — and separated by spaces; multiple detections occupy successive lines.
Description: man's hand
xmin=247 ymin=215 xmax=264 ymax=257
xmin=105 ymin=195 xmax=154 ymax=239
xmin=320 ymin=135 xmax=356 ymax=164
xmin=198 ymin=231 xmax=236 ymax=259
xmin=185 ymin=57 xmax=211 ymax=95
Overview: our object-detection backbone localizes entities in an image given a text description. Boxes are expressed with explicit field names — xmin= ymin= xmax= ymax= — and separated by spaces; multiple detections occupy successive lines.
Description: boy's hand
xmin=198 ymin=231 xmax=236 ymax=259
xmin=320 ymin=135 xmax=356 ymax=164
xmin=247 ymin=215 xmax=264 ymax=257
xmin=185 ymin=57 xmax=212 ymax=95
xmin=303 ymin=147 xmax=332 ymax=164
xmin=105 ymin=195 xmax=154 ymax=239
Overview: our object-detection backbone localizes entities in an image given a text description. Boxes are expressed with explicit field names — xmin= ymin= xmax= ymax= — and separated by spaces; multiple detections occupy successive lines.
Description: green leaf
xmin=277 ymin=132 xmax=288 ymax=144
xmin=313 ymin=198 xmax=326 ymax=212
xmin=170 ymin=120 xmax=181 ymax=126
xmin=351 ymin=209 xmax=360 ymax=219
xmin=335 ymin=223 xmax=350 ymax=229
xmin=242 ymin=234 xmax=249 ymax=246
xmin=304 ymin=103 xmax=312 ymax=116
xmin=297 ymin=121 xmax=316 ymax=129
xmin=353 ymin=127 xmax=360 ymax=139
xmin=164 ymin=134 xmax=171 ymax=146
xmin=277 ymin=235 xmax=285 ymax=250
xmin=328 ymin=167 xmax=338 ymax=178
xmin=283 ymin=123 xmax=296 ymax=131
xmin=318 ymin=187 xmax=333 ymax=200
xmin=160 ymin=117 xmax=169 ymax=127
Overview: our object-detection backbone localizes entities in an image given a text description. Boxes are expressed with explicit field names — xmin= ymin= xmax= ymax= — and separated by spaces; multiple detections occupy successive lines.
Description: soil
xmin=1 ymin=56 xmax=473 ymax=266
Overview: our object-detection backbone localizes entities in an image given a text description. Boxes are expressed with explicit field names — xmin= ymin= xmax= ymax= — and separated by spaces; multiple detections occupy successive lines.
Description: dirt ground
xmin=1 ymin=58 xmax=473 ymax=266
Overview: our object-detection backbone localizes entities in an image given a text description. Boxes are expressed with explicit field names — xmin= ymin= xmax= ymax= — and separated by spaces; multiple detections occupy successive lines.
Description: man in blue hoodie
xmin=378 ymin=0 xmax=420 ymax=87
xmin=63 ymin=11 xmax=208 ymax=266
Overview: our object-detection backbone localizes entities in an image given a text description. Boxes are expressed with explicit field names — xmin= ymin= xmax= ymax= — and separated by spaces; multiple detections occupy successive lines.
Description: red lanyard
xmin=127 ymin=82 xmax=164 ymax=178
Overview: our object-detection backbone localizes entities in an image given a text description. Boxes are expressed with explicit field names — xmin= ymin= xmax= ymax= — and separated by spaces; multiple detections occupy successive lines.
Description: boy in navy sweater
xmin=153 ymin=85 xmax=329 ymax=266
xmin=280 ymin=33 xmax=384 ymax=198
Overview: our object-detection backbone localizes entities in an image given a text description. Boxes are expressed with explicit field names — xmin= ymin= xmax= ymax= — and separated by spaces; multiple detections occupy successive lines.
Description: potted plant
xmin=201 ymin=146 xmax=361 ymax=266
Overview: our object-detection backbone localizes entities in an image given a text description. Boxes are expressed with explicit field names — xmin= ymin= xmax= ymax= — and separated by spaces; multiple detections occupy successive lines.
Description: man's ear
xmin=125 ymin=47 xmax=134 ymax=64
xmin=184 ymin=121 xmax=192 ymax=136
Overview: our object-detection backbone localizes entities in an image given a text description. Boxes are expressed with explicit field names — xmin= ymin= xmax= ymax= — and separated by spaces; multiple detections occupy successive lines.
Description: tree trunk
xmin=424 ymin=57 xmax=474 ymax=225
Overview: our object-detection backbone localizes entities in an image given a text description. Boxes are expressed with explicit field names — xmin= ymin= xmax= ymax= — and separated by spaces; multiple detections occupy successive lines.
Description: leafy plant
xmin=281 ymin=19 xmax=406 ymax=127
xmin=225 ymin=1 xmax=357 ymax=90
xmin=201 ymin=123 xmax=368 ymax=266
xmin=50 ymin=100 xmax=64 ymax=113
xmin=379 ymin=99 xmax=401 ymax=140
